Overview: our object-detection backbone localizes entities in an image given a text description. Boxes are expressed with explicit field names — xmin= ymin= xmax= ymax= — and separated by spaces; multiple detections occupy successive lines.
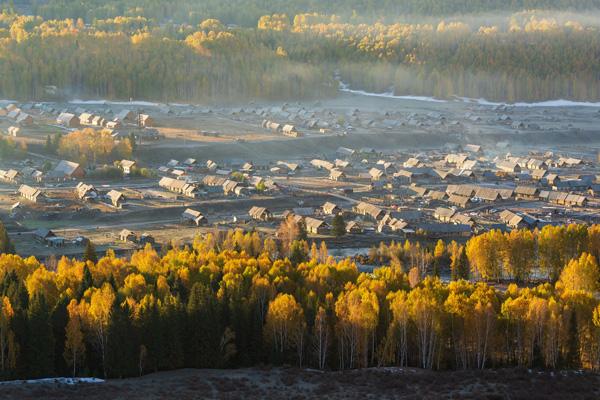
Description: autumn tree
xmin=64 ymin=300 xmax=85 ymax=377
xmin=264 ymin=293 xmax=306 ymax=366
xmin=335 ymin=286 xmax=379 ymax=368
xmin=559 ymin=253 xmax=599 ymax=293
xmin=0 ymin=296 xmax=15 ymax=375
xmin=86 ymin=283 xmax=116 ymax=378
xmin=312 ymin=306 xmax=330 ymax=369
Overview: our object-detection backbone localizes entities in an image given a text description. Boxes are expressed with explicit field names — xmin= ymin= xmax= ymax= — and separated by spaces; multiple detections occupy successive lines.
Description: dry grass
xmin=1 ymin=368 xmax=598 ymax=400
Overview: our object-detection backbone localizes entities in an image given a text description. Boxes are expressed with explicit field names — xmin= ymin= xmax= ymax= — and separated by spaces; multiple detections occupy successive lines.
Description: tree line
xmin=11 ymin=0 xmax=600 ymax=27
xmin=0 ymin=224 xmax=600 ymax=379
xmin=0 ymin=14 xmax=333 ymax=101
xmin=1 ymin=11 xmax=600 ymax=101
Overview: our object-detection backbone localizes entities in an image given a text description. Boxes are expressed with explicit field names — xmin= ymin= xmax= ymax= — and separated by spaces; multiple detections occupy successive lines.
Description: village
xmin=0 ymin=94 xmax=599 ymax=264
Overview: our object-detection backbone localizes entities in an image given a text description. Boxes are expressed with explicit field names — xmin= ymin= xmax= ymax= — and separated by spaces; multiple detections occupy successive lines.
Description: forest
xmin=14 ymin=0 xmax=600 ymax=26
xmin=0 ymin=222 xmax=600 ymax=379
xmin=0 ymin=9 xmax=600 ymax=101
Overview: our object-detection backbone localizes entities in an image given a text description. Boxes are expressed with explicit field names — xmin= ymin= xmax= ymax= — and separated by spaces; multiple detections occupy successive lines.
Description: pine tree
xmin=332 ymin=214 xmax=346 ymax=237
xmin=106 ymin=301 xmax=136 ymax=378
xmin=289 ymin=240 xmax=307 ymax=266
xmin=77 ymin=265 xmax=93 ymax=300
xmin=51 ymin=297 xmax=69 ymax=375
xmin=0 ymin=222 xmax=15 ymax=255
xmin=186 ymin=283 xmax=221 ymax=368
xmin=458 ymin=246 xmax=469 ymax=280
xmin=567 ymin=309 xmax=580 ymax=368
xmin=128 ymin=132 xmax=137 ymax=153
xmin=26 ymin=295 xmax=55 ymax=378
xmin=83 ymin=241 xmax=98 ymax=264
xmin=298 ymin=221 xmax=308 ymax=241
xmin=158 ymin=297 xmax=185 ymax=370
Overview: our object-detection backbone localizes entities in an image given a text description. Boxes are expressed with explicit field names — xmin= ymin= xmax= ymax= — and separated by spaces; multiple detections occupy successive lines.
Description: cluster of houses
xmin=0 ymin=104 xmax=34 ymax=126
xmin=9 ymin=160 xmax=85 ymax=185
xmin=261 ymin=120 xmax=301 ymax=137
xmin=57 ymin=109 xmax=154 ymax=130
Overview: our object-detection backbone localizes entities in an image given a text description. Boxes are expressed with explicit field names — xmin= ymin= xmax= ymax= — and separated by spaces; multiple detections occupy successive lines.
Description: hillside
xmin=1 ymin=367 xmax=599 ymax=399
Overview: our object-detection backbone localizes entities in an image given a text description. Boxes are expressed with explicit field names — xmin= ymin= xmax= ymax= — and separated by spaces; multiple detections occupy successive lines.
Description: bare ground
xmin=0 ymin=367 xmax=598 ymax=400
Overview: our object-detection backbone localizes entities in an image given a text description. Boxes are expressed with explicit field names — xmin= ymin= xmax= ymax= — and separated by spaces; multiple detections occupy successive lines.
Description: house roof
xmin=53 ymin=160 xmax=81 ymax=176
xmin=33 ymin=228 xmax=55 ymax=239
xmin=448 ymin=194 xmax=471 ymax=207
xmin=434 ymin=207 xmax=456 ymax=219
xmin=182 ymin=208 xmax=204 ymax=221
xmin=428 ymin=190 xmax=447 ymax=200
xmin=330 ymin=169 xmax=345 ymax=179
xmin=355 ymin=202 xmax=383 ymax=219
xmin=475 ymin=187 xmax=501 ymax=201
xmin=305 ymin=217 xmax=326 ymax=230
xmin=120 ymin=160 xmax=136 ymax=168
xmin=322 ymin=202 xmax=340 ymax=214
xmin=451 ymin=213 xmax=473 ymax=225
xmin=19 ymin=184 xmax=42 ymax=198
xmin=249 ymin=206 xmax=270 ymax=218
xmin=515 ymin=186 xmax=539 ymax=196
xmin=107 ymin=190 xmax=125 ymax=202
xmin=76 ymin=182 xmax=96 ymax=198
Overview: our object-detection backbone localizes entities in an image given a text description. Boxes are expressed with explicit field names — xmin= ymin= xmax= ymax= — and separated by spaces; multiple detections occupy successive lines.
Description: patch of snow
xmin=338 ymin=82 xmax=600 ymax=108
xmin=0 ymin=377 xmax=104 ymax=386
xmin=69 ymin=99 xmax=162 ymax=107
xmin=455 ymin=96 xmax=600 ymax=108
xmin=338 ymin=82 xmax=447 ymax=103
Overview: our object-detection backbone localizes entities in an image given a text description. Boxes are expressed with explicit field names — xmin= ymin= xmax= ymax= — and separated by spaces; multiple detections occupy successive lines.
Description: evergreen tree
xmin=186 ymin=283 xmax=222 ymax=368
xmin=45 ymin=134 xmax=53 ymax=153
xmin=332 ymin=214 xmax=346 ymax=237
xmin=106 ymin=301 xmax=137 ymax=378
xmin=458 ymin=246 xmax=469 ymax=280
xmin=0 ymin=270 xmax=28 ymax=310
xmin=567 ymin=309 xmax=580 ymax=368
xmin=26 ymin=295 xmax=55 ymax=378
xmin=77 ymin=265 xmax=94 ymax=300
xmin=158 ymin=297 xmax=185 ymax=370
xmin=289 ymin=240 xmax=307 ymax=266
xmin=51 ymin=297 xmax=69 ymax=375
xmin=128 ymin=132 xmax=137 ymax=153
xmin=83 ymin=241 xmax=98 ymax=264
xmin=298 ymin=221 xmax=308 ymax=241
xmin=0 ymin=222 xmax=15 ymax=255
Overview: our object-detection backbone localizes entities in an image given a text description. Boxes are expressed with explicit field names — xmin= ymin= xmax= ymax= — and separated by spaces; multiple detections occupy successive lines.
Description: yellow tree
xmin=409 ymin=278 xmax=445 ymax=369
xmin=312 ymin=306 xmax=330 ymax=370
xmin=385 ymin=290 xmax=410 ymax=366
xmin=86 ymin=283 xmax=116 ymax=377
xmin=264 ymin=293 xmax=306 ymax=366
xmin=559 ymin=253 xmax=599 ymax=293
xmin=470 ymin=283 xmax=498 ymax=369
xmin=466 ymin=231 xmax=505 ymax=281
xmin=503 ymin=229 xmax=536 ymax=282
xmin=335 ymin=286 xmax=379 ymax=368
xmin=587 ymin=225 xmax=600 ymax=263
xmin=64 ymin=299 xmax=85 ymax=377
xmin=0 ymin=296 xmax=15 ymax=374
